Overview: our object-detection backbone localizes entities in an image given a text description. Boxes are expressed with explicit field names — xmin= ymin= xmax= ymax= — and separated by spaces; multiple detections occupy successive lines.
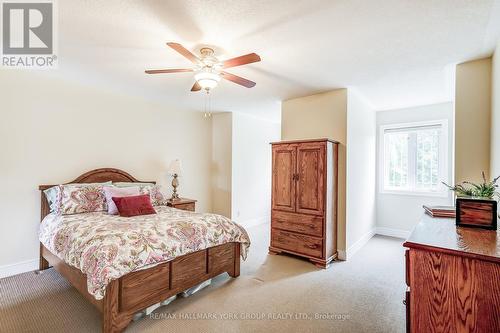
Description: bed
xmin=38 ymin=168 xmax=250 ymax=333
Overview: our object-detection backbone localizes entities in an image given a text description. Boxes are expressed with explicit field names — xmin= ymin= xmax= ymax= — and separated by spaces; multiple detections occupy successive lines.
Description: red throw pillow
xmin=112 ymin=195 xmax=156 ymax=217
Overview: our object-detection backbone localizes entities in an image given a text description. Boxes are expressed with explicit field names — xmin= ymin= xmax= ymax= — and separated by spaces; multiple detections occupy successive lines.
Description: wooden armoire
xmin=269 ymin=138 xmax=339 ymax=268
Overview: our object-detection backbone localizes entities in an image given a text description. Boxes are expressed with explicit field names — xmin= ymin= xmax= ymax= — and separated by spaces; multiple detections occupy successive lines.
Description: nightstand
xmin=166 ymin=198 xmax=197 ymax=212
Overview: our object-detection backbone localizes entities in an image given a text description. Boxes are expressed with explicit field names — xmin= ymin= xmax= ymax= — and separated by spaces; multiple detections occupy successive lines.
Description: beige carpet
xmin=0 ymin=224 xmax=406 ymax=333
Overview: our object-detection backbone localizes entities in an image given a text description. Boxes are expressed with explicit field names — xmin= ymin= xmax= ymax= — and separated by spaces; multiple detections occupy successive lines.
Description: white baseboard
xmin=376 ymin=227 xmax=410 ymax=239
xmin=337 ymin=250 xmax=346 ymax=261
xmin=0 ymin=259 xmax=38 ymax=278
xmin=346 ymin=228 xmax=376 ymax=260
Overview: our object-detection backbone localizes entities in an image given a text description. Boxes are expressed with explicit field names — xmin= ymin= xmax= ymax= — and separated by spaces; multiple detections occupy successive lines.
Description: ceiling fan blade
xmin=221 ymin=71 xmax=256 ymax=88
xmin=222 ymin=53 xmax=261 ymax=69
xmin=145 ymin=69 xmax=193 ymax=74
xmin=191 ymin=81 xmax=202 ymax=91
xmin=167 ymin=42 xmax=200 ymax=64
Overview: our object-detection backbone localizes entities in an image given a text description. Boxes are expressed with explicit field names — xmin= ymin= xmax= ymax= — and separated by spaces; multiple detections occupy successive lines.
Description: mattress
xmin=39 ymin=206 xmax=250 ymax=299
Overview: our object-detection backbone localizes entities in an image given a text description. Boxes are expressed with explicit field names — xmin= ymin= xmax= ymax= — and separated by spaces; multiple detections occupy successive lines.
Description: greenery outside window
xmin=380 ymin=120 xmax=448 ymax=196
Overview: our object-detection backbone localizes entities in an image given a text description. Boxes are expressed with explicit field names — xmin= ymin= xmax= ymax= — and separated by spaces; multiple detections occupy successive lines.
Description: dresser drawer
xmin=171 ymin=203 xmax=195 ymax=211
xmin=167 ymin=199 xmax=196 ymax=212
xmin=272 ymin=211 xmax=323 ymax=237
xmin=271 ymin=229 xmax=323 ymax=258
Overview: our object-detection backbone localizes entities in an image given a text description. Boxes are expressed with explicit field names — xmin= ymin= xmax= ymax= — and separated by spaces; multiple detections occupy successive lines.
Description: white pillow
xmin=103 ymin=186 xmax=140 ymax=215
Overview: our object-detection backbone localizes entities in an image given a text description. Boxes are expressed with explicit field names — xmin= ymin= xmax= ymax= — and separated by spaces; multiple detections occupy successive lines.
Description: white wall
xmin=211 ymin=113 xmax=232 ymax=218
xmin=0 ymin=71 xmax=213 ymax=277
xmin=231 ymin=113 xmax=280 ymax=227
xmin=492 ymin=42 xmax=500 ymax=178
xmin=346 ymin=90 xmax=376 ymax=258
xmin=376 ymin=102 xmax=454 ymax=237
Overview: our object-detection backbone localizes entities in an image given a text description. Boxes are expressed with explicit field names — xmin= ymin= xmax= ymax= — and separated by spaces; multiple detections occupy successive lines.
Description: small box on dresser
xmin=456 ymin=197 xmax=498 ymax=230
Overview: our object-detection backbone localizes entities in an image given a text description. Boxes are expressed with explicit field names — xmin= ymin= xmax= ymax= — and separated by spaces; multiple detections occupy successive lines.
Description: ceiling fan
xmin=145 ymin=42 xmax=261 ymax=92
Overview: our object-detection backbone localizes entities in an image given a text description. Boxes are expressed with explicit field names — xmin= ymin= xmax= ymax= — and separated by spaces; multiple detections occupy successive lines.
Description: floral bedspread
xmin=39 ymin=206 xmax=250 ymax=300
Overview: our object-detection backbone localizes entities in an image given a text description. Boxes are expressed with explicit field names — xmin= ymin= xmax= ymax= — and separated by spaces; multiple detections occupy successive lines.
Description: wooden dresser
xmin=403 ymin=215 xmax=500 ymax=333
xmin=269 ymin=139 xmax=339 ymax=268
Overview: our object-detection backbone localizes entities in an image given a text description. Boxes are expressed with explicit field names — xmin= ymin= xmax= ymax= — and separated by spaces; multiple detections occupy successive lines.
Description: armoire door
xmin=296 ymin=142 xmax=325 ymax=215
xmin=272 ymin=144 xmax=296 ymax=212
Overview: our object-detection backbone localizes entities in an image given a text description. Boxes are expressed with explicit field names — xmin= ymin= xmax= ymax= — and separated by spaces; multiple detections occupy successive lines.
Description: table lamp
xmin=168 ymin=159 xmax=182 ymax=200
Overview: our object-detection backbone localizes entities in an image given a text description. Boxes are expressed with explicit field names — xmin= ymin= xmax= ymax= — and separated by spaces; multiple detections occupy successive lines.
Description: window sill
xmin=379 ymin=190 xmax=449 ymax=198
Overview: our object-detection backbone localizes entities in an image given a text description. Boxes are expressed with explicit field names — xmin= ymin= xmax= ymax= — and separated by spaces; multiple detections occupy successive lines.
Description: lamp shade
xmin=168 ymin=159 xmax=182 ymax=176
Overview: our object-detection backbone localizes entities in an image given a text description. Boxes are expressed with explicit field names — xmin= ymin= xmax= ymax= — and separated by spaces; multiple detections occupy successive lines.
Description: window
xmin=380 ymin=120 xmax=448 ymax=195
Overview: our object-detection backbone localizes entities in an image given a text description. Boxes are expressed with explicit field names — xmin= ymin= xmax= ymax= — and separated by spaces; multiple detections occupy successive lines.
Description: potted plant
xmin=443 ymin=172 xmax=499 ymax=229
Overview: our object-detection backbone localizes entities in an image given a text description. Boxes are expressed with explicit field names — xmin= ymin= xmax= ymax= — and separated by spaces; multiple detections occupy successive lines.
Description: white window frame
xmin=378 ymin=119 xmax=449 ymax=197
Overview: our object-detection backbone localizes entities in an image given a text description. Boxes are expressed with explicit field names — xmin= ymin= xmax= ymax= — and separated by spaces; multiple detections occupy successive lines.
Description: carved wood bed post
xmin=102 ymin=279 xmax=129 ymax=333
xmin=39 ymin=245 xmax=50 ymax=270
xmin=229 ymin=242 xmax=241 ymax=278
xmin=39 ymin=190 xmax=51 ymax=271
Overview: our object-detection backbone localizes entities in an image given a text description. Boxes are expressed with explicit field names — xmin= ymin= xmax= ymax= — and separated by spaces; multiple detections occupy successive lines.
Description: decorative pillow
xmin=113 ymin=182 xmax=166 ymax=206
xmin=58 ymin=183 xmax=107 ymax=215
xmin=44 ymin=182 xmax=111 ymax=213
xmin=112 ymin=194 xmax=156 ymax=217
xmin=142 ymin=185 xmax=167 ymax=206
xmin=103 ymin=186 xmax=140 ymax=215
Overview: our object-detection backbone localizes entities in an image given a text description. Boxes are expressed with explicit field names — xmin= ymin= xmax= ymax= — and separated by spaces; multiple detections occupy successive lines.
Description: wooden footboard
xmin=40 ymin=242 xmax=241 ymax=333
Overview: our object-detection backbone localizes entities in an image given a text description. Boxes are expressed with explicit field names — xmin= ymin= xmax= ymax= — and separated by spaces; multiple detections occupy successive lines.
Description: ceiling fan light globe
xmin=195 ymin=72 xmax=221 ymax=90
xmin=197 ymin=79 xmax=219 ymax=90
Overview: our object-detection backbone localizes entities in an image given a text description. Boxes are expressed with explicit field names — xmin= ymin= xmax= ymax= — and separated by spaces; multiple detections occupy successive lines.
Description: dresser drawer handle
xmin=305 ymin=244 xmax=319 ymax=249
xmin=307 ymin=223 xmax=316 ymax=228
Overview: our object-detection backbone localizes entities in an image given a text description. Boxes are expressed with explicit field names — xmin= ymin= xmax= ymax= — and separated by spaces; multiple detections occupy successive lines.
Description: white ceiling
xmin=52 ymin=0 xmax=500 ymax=121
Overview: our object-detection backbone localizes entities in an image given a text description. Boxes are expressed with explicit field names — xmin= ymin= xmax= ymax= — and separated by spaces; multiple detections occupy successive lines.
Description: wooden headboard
xmin=38 ymin=168 xmax=155 ymax=222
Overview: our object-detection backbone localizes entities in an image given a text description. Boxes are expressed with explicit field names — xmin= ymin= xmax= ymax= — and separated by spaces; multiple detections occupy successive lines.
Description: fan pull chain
xmin=208 ymin=92 xmax=212 ymax=118
xmin=203 ymin=89 xmax=212 ymax=118
xmin=203 ymin=90 xmax=207 ymax=118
